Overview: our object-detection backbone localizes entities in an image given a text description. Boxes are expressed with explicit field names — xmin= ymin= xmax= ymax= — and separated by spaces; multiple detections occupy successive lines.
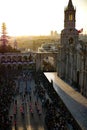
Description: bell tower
xmin=59 ymin=0 xmax=79 ymax=80
xmin=61 ymin=0 xmax=79 ymax=46
xmin=64 ymin=0 xmax=76 ymax=29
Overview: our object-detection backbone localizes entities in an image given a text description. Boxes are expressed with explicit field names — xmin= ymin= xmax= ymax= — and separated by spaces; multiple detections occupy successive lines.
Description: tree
xmin=0 ymin=22 xmax=20 ymax=53
xmin=1 ymin=22 xmax=8 ymax=46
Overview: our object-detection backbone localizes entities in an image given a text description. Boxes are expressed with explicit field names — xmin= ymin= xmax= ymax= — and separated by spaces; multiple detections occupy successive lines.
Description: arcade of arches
xmin=0 ymin=52 xmax=57 ymax=72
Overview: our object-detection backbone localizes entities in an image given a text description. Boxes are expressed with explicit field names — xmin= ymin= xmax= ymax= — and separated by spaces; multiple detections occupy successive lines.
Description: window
xmin=69 ymin=37 xmax=73 ymax=44
xmin=69 ymin=14 xmax=73 ymax=21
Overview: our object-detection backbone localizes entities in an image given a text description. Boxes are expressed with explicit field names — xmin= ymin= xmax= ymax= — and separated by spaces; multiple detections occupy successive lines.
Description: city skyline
xmin=0 ymin=0 xmax=87 ymax=36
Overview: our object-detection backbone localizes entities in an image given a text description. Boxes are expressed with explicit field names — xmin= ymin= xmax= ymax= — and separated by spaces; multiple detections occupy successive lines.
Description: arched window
xmin=23 ymin=56 xmax=27 ymax=62
xmin=69 ymin=37 xmax=73 ymax=44
xmin=7 ymin=56 xmax=11 ymax=62
xmin=1 ymin=56 xmax=6 ymax=63
xmin=12 ymin=56 xmax=17 ymax=62
xmin=69 ymin=14 xmax=73 ymax=21
xmin=18 ymin=56 xmax=22 ymax=62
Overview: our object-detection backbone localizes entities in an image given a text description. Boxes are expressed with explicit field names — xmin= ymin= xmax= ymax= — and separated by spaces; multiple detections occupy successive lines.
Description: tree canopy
xmin=0 ymin=44 xmax=20 ymax=53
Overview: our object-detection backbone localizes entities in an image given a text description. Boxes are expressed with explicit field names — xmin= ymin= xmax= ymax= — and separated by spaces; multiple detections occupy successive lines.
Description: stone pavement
xmin=44 ymin=72 xmax=87 ymax=130
xmin=9 ymin=76 xmax=47 ymax=130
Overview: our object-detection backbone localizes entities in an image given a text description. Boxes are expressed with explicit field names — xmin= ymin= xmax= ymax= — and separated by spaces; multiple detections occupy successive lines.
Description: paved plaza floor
xmin=9 ymin=75 xmax=47 ymax=130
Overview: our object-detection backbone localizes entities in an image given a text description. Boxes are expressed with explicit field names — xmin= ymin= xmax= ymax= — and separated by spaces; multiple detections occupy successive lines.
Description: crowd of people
xmin=0 ymin=76 xmax=16 ymax=130
xmin=37 ymin=72 xmax=75 ymax=130
xmin=0 ymin=70 xmax=78 ymax=130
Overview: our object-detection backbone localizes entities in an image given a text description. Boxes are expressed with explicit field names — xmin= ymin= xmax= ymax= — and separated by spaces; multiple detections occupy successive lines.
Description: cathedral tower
xmin=58 ymin=0 xmax=79 ymax=81
xmin=61 ymin=0 xmax=79 ymax=46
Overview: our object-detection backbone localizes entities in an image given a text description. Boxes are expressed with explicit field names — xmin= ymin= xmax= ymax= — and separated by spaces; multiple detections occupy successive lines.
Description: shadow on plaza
xmin=13 ymin=97 xmax=46 ymax=130
xmin=29 ymin=114 xmax=46 ymax=130
xmin=27 ymin=106 xmax=46 ymax=130
xmin=15 ymin=115 xmax=46 ymax=130
xmin=22 ymin=118 xmax=27 ymax=130
xmin=13 ymin=117 xmax=27 ymax=130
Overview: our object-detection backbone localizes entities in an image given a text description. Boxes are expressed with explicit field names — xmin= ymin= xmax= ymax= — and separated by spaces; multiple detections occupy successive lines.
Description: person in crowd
xmin=0 ymin=76 xmax=16 ymax=130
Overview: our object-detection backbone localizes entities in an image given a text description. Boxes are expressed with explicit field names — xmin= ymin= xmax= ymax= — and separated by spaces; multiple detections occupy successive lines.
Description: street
xmin=9 ymin=73 xmax=46 ymax=130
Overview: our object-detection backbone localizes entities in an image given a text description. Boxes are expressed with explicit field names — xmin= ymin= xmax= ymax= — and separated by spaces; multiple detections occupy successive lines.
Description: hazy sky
xmin=0 ymin=0 xmax=87 ymax=36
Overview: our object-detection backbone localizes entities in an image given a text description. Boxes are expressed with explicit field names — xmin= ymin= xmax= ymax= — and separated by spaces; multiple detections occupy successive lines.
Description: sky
xmin=0 ymin=0 xmax=87 ymax=36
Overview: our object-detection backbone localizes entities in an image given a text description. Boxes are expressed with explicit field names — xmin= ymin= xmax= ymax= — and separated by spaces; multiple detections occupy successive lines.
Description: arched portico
xmin=0 ymin=52 xmax=57 ymax=72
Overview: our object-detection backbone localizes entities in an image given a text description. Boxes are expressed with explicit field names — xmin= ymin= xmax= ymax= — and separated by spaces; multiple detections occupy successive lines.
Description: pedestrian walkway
xmin=44 ymin=72 xmax=87 ymax=130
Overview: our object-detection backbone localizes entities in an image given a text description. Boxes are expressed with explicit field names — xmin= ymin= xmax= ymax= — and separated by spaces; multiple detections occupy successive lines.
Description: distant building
xmin=54 ymin=31 xmax=58 ymax=36
xmin=51 ymin=30 xmax=54 ymax=36
xmin=38 ymin=42 xmax=58 ymax=52
xmin=50 ymin=30 xmax=58 ymax=37
xmin=57 ymin=0 xmax=87 ymax=97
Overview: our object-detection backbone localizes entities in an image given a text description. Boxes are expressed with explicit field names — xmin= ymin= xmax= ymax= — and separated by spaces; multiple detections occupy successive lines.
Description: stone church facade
xmin=57 ymin=0 xmax=87 ymax=97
